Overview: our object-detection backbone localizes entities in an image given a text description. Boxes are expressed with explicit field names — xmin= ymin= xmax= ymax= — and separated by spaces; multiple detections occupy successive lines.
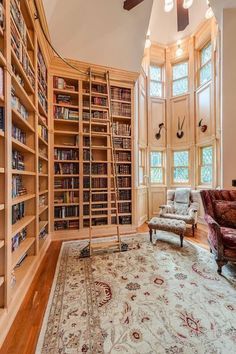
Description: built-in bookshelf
xmin=52 ymin=74 xmax=133 ymax=233
xmin=37 ymin=44 xmax=49 ymax=249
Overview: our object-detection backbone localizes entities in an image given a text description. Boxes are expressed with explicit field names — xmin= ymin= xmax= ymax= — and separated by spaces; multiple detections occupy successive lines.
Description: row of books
xmin=38 ymin=124 xmax=48 ymax=142
xmin=112 ymin=102 xmax=131 ymax=117
xmin=54 ymin=106 xmax=79 ymax=121
xmin=54 ymin=220 xmax=79 ymax=230
xmin=83 ymin=163 xmax=107 ymax=175
xmin=54 ymin=148 xmax=79 ymax=161
xmin=12 ymin=124 xmax=26 ymax=144
xmin=54 ymin=162 xmax=79 ymax=175
xmin=118 ymin=202 xmax=131 ymax=213
xmin=82 ymin=110 xmax=107 ymax=120
xmin=112 ymin=122 xmax=131 ymax=137
xmin=12 ymin=150 xmax=24 ymax=170
xmin=11 ymin=88 xmax=29 ymax=120
xmin=12 ymin=63 xmax=25 ymax=88
xmin=83 ymin=82 xmax=107 ymax=94
xmin=0 ymin=67 xmax=3 ymax=97
xmin=39 ymin=225 xmax=47 ymax=240
xmin=54 ymin=206 xmax=79 ymax=218
xmin=12 ymin=227 xmax=27 ymax=252
xmin=0 ymin=107 xmax=4 ymax=131
xmin=113 ymin=137 xmax=131 ymax=149
xmin=116 ymin=164 xmax=131 ymax=175
xmin=115 ymin=151 xmax=131 ymax=161
xmin=54 ymin=192 xmax=79 ymax=204
xmin=10 ymin=22 xmax=35 ymax=89
xmin=0 ymin=1 xmax=5 ymax=31
xmin=38 ymin=89 xmax=48 ymax=113
xmin=54 ymin=77 xmax=77 ymax=91
xmin=39 ymin=195 xmax=47 ymax=208
xmin=37 ymin=48 xmax=47 ymax=85
xmin=54 ymin=177 xmax=79 ymax=189
xmin=54 ymin=93 xmax=75 ymax=105
xmin=12 ymin=174 xmax=27 ymax=198
xmin=83 ymin=97 xmax=107 ymax=107
xmin=117 ymin=176 xmax=131 ymax=188
xmin=83 ymin=126 xmax=106 ymax=134
xmin=10 ymin=0 xmax=27 ymax=46
xmin=111 ymin=87 xmax=131 ymax=102
xmin=12 ymin=201 xmax=25 ymax=224
xmin=83 ymin=177 xmax=108 ymax=189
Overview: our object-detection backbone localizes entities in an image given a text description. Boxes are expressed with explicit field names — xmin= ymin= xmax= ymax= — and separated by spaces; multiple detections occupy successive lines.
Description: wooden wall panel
xmin=170 ymin=95 xmax=190 ymax=146
xmin=138 ymin=75 xmax=147 ymax=147
xmin=196 ymin=83 xmax=212 ymax=143
xmin=149 ymin=187 xmax=166 ymax=217
xmin=149 ymin=99 xmax=166 ymax=147
xmin=136 ymin=187 xmax=148 ymax=226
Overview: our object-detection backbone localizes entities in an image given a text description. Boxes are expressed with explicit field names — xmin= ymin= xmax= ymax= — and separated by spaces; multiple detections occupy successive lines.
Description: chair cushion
xmin=220 ymin=227 xmax=236 ymax=249
xmin=214 ymin=200 xmax=236 ymax=228
xmin=161 ymin=213 xmax=194 ymax=224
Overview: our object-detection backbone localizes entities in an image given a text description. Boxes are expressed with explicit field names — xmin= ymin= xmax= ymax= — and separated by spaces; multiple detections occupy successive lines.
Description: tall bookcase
xmin=51 ymin=73 xmax=134 ymax=237
xmin=0 ymin=0 xmax=50 ymax=331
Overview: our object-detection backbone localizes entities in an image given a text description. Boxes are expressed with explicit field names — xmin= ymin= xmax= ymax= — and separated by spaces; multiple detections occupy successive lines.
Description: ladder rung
xmin=90 ymin=241 xmax=120 ymax=250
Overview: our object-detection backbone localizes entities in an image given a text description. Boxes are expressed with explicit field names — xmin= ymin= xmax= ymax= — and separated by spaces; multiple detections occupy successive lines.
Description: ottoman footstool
xmin=148 ymin=217 xmax=186 ymax=247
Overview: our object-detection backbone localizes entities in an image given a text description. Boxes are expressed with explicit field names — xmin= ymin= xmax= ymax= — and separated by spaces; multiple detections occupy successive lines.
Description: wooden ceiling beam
xmin=123 ymin=0 xmax=145 ymax=11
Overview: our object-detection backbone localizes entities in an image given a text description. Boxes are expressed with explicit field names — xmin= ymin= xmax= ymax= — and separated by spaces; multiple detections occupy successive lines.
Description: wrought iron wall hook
xmin=198 ymin=118 xmax=207 ymax=133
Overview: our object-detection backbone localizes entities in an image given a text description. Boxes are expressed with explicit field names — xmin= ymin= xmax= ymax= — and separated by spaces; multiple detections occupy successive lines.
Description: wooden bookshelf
xmin=51 ymin=74 xmax=134 ymax=235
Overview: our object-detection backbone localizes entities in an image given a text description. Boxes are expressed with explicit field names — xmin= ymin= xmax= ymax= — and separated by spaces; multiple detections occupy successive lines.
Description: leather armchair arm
xmin=204 ymin=214 xmax=224 ymax=255
xmin=159 ymin=204 xmax=172 ymax=215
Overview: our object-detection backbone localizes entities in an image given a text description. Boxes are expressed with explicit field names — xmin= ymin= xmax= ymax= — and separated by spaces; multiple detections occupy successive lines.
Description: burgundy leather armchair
xmin=200 ymin=190 xmax=236 ymax=274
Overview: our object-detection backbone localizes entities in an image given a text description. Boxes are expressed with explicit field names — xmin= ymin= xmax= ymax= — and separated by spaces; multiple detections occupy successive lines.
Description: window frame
xmin=172 ymin=149 xmax=190 ymax=185
xmin=199 ymin=41 xmax=212 ymax=87
xmin=172 ymin=60 xmax=189 ymax=97
xmin=138 ymin=148 xmax=146 ymax=186
xmin=198 ymin=145 xmax=214 ymax=186
xmin=150 ymin=150 xmax=165 ymax=185
xmin=149 ymin=64 xmax=163 ymax=98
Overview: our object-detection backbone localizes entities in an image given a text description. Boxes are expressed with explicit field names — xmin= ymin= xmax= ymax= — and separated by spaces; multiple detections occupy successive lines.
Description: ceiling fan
xmin=123 ymin=0 xmax=190 ymax=32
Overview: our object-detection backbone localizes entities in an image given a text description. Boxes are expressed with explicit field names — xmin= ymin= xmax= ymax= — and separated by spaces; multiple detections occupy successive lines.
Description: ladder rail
xmin=89 ymin=68 xmax=92 ymax=255
xmin=106 ymin=71 xmax=121 ymax=250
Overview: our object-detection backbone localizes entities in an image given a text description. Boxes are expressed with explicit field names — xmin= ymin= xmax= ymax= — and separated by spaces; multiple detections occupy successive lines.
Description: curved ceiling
xmin=42 ymin=0 xmax=153 ymax=72
xmin=149 ymin=0 xmax=208 ymax=45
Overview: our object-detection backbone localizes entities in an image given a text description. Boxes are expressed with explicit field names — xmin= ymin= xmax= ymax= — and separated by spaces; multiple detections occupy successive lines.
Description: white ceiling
xmin=149 ymin=0 xmax=208 ymax=45
xmin=42 ymin=0 xmax=153 ymax=73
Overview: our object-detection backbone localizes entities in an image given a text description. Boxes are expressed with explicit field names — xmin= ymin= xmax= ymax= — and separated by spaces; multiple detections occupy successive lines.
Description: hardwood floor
xmin=0 ymin=225 xmax=208 ymax=354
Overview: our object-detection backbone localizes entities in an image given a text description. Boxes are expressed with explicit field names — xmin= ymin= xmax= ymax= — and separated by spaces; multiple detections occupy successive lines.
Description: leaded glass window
xmin=150 ymin=65 xmax=163 ymax=98
xmin=173 ymin=150 xmax=189 ymax=183
xmin=200 ymin=43 xmax=212 ymax=86
xmin=200 ymin=146 xmax=213 ymax=184
xmin=150 ymin=151 xmax=163 ymax=184
xmin=172 ymin=61 xmax=188 ymax=96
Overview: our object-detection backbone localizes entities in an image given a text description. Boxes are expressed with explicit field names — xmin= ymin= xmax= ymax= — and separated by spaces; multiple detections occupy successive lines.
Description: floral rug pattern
xmin=36 ymin=233 xmax=236 ymax=354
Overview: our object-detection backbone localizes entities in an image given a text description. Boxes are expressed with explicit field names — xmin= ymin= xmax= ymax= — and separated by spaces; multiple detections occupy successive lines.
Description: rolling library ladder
xmin=81 ymin=69 xmax=128 ymax=257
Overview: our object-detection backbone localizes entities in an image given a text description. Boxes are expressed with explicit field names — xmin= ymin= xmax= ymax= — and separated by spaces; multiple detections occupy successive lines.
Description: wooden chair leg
xmin=216 ymin=259 xmax=227 ymax=275
xmin=192 ymin=224 xmax=195 ymax=236
xmin=149 ymin=229 xmax=153 ymax=243
xmin=180 ymin=234 xmax=183 ymax=247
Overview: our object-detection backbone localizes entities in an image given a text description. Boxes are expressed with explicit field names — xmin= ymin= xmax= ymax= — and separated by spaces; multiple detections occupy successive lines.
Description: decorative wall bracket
xmin=155 ymin=123 xmax=165 ymax=140
xmin=176 ymin=116 xmax=185 ymax=139
xmin=198 ymin=119 xmax=207 ymax=133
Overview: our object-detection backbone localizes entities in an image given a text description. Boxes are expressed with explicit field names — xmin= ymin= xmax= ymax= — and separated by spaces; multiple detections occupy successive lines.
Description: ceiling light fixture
xmin=176 ymin=40 xmax=183 ymax=57
xmin=164 ymin=0 xmax=174 ymax=13
xmin=183 ymin=0 xmax=193 ymax=9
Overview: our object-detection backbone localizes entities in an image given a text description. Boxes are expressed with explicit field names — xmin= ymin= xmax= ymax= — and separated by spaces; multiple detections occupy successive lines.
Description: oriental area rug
xmin=36 ymin=233 xmax=236 ymax=354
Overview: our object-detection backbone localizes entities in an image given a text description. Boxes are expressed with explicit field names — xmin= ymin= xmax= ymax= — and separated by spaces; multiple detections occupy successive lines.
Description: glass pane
xmin=150 ymin=66 xmax=161 ymax=81
xmin=150 ymin=81 xmax=162 ymax=97
xmin=151 ymin=168 xmax=163 ymax=183
xmin=174 ymin=167 xmax=189 ymax=183
xmin=151 ymin=152 xmax=162 ymax=167
xmin=174 ymin=151 xmax=189 ymax=167
xmin=201 ymin=166 xmax=212 ymax=184
xmin=201 ymin=43 xmax=212 ymax=66
xmin=202 ymin=146 xmax=213 ymax=165
xmin=200 ymin=62 xmax=211 ymax=85
xmin=173 ymin=62 xmax=188 ymax=80
xmin=139 ymin=167 xmax=144 ymax=185
xmin=173 ymin=78 xmax=188 ymax=96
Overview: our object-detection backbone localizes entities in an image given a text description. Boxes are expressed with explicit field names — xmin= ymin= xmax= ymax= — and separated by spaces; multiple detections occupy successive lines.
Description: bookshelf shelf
xmin=12 ymin=138 xmax=35 ymax=154
xmin=11 ymin=255 xmax=36 ymax=297
xmin=39 ymin=190 xmax=48 ymax=196
xmin=11 ymin=215 xmax=35 ymax=237
xmin=0 ymin=240 xmax=4 ymax=249
xmin=0 ymin=277 xmax=4 ymax=287
xmin=12 ymin=170 xmax=36 ymax=176
xmin=0 ymin=204 xmax=4 ymax=211
xmin=11 ymin=75 xmax=35 ymax=112
xmin=39 ymin=205 xmax=48 ymax=215
xmin=12 ymin=194 xmax=36 ymax=205
xmin=11 ymin=237 xmax=35 ymax=269
xmin=38 ymin=135 xmax=48 ymax=146
xmin=12 ymin=108 xmax=35 ymax=132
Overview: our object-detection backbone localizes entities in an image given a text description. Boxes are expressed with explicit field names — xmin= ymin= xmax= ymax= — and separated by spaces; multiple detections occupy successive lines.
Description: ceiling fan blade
xmin=177 ymin=0 xmax=189 ymax=31
xmin=123 ymin=0 xmax=145 ymax=11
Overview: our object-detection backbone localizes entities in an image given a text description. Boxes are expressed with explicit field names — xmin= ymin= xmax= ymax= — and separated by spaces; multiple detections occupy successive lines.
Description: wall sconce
xmin=164 ymin=0 xmax=174 ymax=12
xmin=145 ymin=29 xmax=151 ymax=49
xmin=176 ymin=116 xmax=185 ymax=139
xmin=176 ymin=40 xmax=183 ymax=57
xmin=205 ymin=0 xmax=214 ymax=19
xmin=183 ymin=0 xmax=193 ymax=9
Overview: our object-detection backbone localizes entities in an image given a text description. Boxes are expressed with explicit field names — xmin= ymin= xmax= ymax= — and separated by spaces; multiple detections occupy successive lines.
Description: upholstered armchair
xmin=159 ymin=189 xmax=200 ymax=236
xmin=200 ymin=190 xmax=236 ymax=274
